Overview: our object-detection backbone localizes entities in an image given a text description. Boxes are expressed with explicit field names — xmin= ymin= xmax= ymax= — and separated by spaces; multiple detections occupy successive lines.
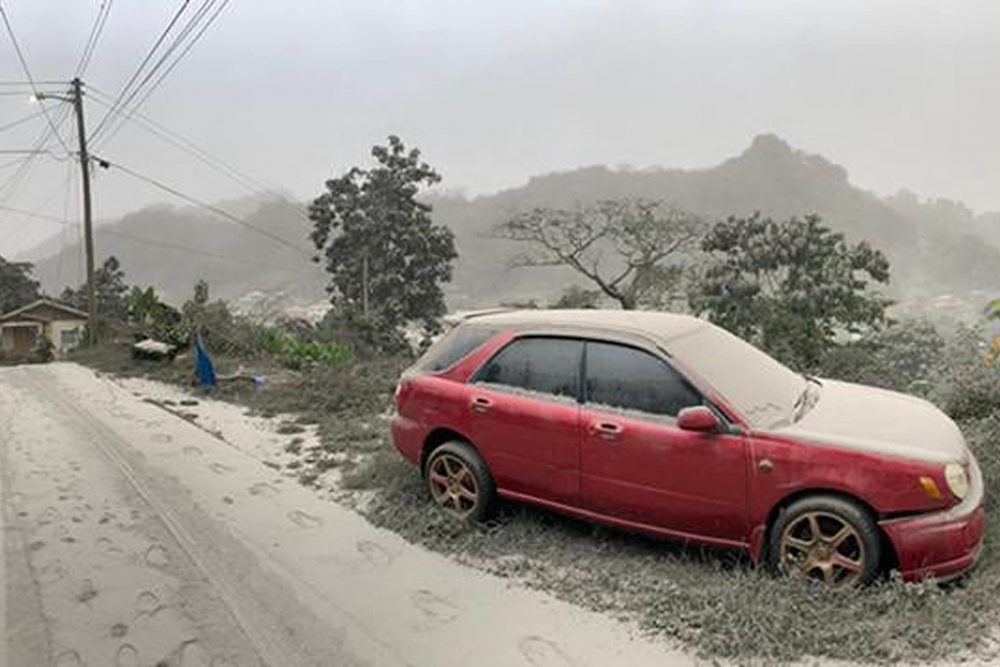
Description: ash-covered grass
xmin=73 ymin=328 xmax=1000 ymax=664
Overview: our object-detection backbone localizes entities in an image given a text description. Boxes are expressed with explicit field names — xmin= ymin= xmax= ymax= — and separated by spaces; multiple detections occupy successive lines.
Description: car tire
xmin=423 ymin=441 xmax=497 ymax=523
xmin=767 ymin=494 xmax=882 ymax=587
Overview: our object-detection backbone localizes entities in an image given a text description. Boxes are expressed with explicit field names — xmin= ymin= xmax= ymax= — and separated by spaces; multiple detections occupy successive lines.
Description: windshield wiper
xmin=792 ymin=374 xmax=822 ymax=422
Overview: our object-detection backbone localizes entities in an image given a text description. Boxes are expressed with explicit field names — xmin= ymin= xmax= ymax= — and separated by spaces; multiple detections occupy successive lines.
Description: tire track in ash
xmin=14 ymin=369 xmax=359 ymax=667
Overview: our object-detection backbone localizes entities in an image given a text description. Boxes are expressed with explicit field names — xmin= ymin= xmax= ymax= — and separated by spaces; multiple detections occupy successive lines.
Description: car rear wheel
xmin=424 ymin=441 xmax=496 ymax=523
xmin=768 ymin=495 xmax=882 ymax=588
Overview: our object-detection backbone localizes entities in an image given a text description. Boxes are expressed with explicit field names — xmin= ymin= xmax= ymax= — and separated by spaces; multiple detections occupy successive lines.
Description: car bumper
xmin=881 ymin=504 xmax=984 ymax=581
xmin=390 ymin=414 xmax=423 ymax=466
xmin=880 ymin=457 xmax=986 ymax=582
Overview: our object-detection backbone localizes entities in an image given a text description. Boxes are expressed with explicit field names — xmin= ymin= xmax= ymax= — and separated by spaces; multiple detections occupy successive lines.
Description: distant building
xmin=0 ymin=299 xmax=87 ymax=358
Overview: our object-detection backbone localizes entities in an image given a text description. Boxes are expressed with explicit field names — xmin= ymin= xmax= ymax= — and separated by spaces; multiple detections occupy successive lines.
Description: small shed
xmin=0 ymin=299 xmax=88 ymax=358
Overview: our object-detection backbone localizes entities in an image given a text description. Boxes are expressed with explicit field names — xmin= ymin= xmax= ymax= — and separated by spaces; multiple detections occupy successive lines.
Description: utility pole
xmin=71 ymin=77 xmax=97 ymax=346
xmin=38 ymin=79 xmax=97 ymax=344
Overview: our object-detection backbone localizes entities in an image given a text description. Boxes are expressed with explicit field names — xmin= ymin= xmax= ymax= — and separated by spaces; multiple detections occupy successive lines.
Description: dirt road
xmin=0 ymin=364 xmax=689 ymax=666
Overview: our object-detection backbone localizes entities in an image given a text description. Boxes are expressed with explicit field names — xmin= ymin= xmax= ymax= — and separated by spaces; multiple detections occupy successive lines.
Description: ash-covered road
xmin=0 ymin=364 xmax=686 ymax=667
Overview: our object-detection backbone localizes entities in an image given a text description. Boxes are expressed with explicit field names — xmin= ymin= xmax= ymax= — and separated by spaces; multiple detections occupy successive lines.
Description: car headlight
xmin=944 ymin=463 xmax=970 ymax=500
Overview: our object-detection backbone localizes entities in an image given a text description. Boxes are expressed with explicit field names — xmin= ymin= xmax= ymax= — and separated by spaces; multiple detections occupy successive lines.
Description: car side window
xmin=474 ymin=337 xmax=583 ymax=401
xmin=584 ymin=341 xmax=701 ymax=417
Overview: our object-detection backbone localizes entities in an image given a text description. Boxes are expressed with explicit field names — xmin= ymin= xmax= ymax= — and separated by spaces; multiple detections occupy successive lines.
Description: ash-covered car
xmin=391 ymin=309 xmax=984 ymax=587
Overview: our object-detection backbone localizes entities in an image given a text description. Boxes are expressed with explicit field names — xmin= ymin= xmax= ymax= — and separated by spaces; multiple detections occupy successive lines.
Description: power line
xmin=0 ymin=2 xmax=72 ymax=153
xmin=75 ymin=0 xmax=114 ymax=78
xmin=0 ymin=107 xmax=71 ymax=205
xmin=55 ymin=158 xmax=75 ymax=288
xmin=89 ymin=0 xmax=193 ymax=141
xmin=0 ymin=201 xmax=294 ymax=268
xmin=0 ymin=80 xmax=67 ymax=86
xmin=86 ymin=86 xmax=309 ymax=221
xmin=0 ymin=108 xmax=46 ymax=133
xmin=86 ymin=85 xmax=263 ymax=194
xmin=85 ymin=84 xmax=311 ymax=227
xmin=95 ymin=156 xmax=314 ymax=258
xmin=93 ymin=0 xmax=232 ymax=150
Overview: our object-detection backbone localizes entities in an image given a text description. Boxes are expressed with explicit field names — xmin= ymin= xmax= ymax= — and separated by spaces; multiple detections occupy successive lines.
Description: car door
xmin=466 ymin=336 xmax=584 ymax=506
xmin=580 ymin=340 xmax=749 ymax=542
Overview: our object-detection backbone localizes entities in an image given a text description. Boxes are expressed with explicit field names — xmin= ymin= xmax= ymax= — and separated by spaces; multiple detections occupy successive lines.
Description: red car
xmin=391 ymin=310 xmax=984 ymax=586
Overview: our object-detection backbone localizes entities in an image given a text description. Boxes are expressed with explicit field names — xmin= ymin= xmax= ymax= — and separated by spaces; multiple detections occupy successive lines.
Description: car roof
xmin=465 ymin=309 xmax=707 ymax=345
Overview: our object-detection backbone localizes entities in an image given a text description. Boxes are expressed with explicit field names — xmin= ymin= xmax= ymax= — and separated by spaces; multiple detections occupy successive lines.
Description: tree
xmin=495 ymin=200 xmax=702 ymax=310
xmin=688 ymin=213 xmax=891 ymax=369
xmin=308 ymin=136 xmax=457 ymax=337
xmin=0 ymin=255 xmax=41 ymax=314
xmin=61 ymin=255 xmax=129 ymax=320
xmin=551 ymin=285 xmax=601 ymax=309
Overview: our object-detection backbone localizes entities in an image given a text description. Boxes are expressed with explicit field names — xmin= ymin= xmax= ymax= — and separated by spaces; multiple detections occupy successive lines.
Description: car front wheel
xmin=768 ymin=495 xmax=882 ymax=588
xmin=424 ymin=441 xmax=496 ymax=523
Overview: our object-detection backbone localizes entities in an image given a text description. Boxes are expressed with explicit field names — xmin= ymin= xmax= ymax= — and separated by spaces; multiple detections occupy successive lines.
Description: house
xmin=0 ymin=299 xmax=88 ymax=358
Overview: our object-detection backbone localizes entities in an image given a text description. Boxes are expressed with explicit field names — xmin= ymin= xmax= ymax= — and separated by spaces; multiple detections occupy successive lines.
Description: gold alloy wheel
xmin=428 ymin=453 xmax=479 ymax=519
xmin=779 ymin=511 xmax=866 ymax=588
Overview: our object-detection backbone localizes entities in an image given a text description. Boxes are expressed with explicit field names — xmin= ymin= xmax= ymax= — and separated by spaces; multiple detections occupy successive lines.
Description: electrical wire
xmin=109 ymin=0 xmax=230 ymax=141
xmin=0 ymin=107 xmax=47 ymax=134
xmin=86 ymin=85 xmax=264 ymax=194
xmin=93 ymin=0 xmax=232 ymax=150
xmin=88 ymin=0 xmax=193 ymax=141
xmin=85 ymin=84 xmax=311 ymax=231
xmin=0 ymin=201 xmax=294 ymax=268
xmin=95 ymin=155 xmax=314 ymax=258
xmin=75 ymin=0 xmax=114 ymax=78
xmin=0 ymin=2 xmax=72 ymax=153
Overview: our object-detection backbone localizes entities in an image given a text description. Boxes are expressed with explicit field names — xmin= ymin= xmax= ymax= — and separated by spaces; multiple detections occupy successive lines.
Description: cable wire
xmin=75 ymin=0 xmax=114 ymax=78
xmin=0 ymin=108 xmax=46 ymax=134
xmin=95 ymin=156 xmax=313 ymax=257
xmin=93 ymin=0 xmax=232 ymax=150
xmin=0 ymin=1 xmax=72 ymax=153
xmin=88 ymin=0 xmax=192 ymax=141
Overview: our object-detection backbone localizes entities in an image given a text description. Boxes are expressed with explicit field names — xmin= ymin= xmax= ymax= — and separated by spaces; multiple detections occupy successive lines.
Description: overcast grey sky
xmin=1 ymin=0 xmax=999 ymax=256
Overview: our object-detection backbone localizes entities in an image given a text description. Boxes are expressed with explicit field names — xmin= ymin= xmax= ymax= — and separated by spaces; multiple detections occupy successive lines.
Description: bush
xmin=259 ymin=327 xmax=354 ymax=370
xmin=819 ymin=319 xmax=945 ymax=396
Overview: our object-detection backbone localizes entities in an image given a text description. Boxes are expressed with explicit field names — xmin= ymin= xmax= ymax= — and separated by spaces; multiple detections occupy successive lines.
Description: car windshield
xmin=668 ymin=323 xmax=808 ymax=429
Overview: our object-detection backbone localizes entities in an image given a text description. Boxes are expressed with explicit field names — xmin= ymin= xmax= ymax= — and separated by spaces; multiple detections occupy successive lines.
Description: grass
xmin=70 ymin=340 xmax=1000 ymax=664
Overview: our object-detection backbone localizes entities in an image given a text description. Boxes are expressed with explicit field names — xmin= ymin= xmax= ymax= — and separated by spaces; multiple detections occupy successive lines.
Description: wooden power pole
xmin=70 ymin=77 xmax=97 ymax=345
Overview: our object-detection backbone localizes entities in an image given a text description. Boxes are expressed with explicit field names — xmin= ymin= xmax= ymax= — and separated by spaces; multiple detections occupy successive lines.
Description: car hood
xmin=771 ymin=379 xmax=969 ymax=465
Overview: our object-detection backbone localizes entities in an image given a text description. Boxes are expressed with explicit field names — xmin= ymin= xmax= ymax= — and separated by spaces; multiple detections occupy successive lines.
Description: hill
xmin=20 ymin=134 xmax=1000 ymax=317
xmin=433 ymin=134 xmax=1000 ymax=313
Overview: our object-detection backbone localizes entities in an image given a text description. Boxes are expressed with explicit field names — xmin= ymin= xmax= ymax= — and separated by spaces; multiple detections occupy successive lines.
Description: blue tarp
xmin=194 ymin=337 xmax=217 ymax=388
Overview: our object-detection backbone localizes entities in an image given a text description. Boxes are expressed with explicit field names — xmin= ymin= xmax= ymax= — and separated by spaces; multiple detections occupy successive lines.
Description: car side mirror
xmin=677 ymin=406 xmax=721 ymax=433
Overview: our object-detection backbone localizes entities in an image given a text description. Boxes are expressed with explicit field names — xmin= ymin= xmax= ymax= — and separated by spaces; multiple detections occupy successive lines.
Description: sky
xmin=1 ymin=0 xmax=999 ymax=256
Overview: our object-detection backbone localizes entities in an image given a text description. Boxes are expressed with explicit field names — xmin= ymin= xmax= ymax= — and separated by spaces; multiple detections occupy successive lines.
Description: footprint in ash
xmin=286 ymin=510 xmax=322 ymax=529
xmin=248 ymin=482 xmax=277 ymax=497
xmin=410 ymin=589 xmax=459 ymax=630
xmin=135 ymin=590 xmax=164 ymax=618
xmin=151 ymin=433 xmax=173 ymax=444
xmin=208 ymin=462 xmax=235 ymax=475
xmin=96 ymin=536 xmax=124 ymax=556
xmin=518 ymin=636 xmax=577 ymax=667
xmin=115 ymin=643 xmax=140 ymax=667
xmin=183 ymin=446 xmax=203 ymax=457
xmin=357 ymin=539 xmax=397 ymax=568
xmin=144 ymin=544 xmax=170 ymax=568
xmin=54 ymin=649 xmax=83 ymax=666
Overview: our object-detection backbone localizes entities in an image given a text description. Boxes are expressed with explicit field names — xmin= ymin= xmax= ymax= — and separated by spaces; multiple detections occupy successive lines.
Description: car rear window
xmin=474 ymin=337 xmax=583 ymax=400
xmin=414 ymin=324 xmax=501 ymax=372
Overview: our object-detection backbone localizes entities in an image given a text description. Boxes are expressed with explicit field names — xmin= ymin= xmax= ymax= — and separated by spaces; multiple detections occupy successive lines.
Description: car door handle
xmin=590 ymin=421 xmax=623 ymax=440
xmin=471 ymin=396 xmax=492 ymax=413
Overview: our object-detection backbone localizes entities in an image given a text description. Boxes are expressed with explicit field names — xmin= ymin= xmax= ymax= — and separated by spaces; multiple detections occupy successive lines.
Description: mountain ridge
xmin=20 ymin=134 xmax=1000 ymax=315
